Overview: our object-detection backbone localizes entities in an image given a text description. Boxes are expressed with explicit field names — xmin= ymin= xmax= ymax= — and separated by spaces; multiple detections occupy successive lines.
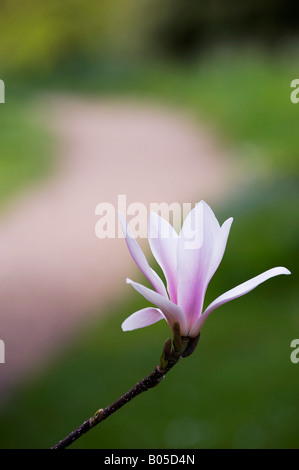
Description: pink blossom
xmin=119 ymin=201 xmax=290 ymax=338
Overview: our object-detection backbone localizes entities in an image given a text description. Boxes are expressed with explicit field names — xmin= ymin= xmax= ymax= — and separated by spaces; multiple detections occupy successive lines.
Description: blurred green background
xmin=0 ymin=0 xmax=298 ymax=449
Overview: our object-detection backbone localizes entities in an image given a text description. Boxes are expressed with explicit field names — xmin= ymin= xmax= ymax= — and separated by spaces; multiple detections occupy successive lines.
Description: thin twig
xmin=51 ymin=327 xmax=200 ymax=450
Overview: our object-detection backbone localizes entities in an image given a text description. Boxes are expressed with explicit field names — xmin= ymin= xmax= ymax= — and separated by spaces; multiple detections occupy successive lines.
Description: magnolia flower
xmin=119 ymin=201 xmax=290 ymax=338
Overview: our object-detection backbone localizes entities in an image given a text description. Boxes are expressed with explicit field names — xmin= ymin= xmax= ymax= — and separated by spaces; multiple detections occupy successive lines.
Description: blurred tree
xmin=0 ymin=0 xmax=298 ymax=75
xmin=0 ymin=0 xmax=141 ymax=74
xmin=146 ymin=0 xmax=299 ymax=58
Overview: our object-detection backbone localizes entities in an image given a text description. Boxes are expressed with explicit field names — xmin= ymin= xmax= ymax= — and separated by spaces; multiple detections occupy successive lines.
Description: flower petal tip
xmin=282 ymin=267 xmax=291 ymax=275
xmin=121 ymin=317 xmax=132 ymax=331
xmin=121 ymin=322 xmax=134 ymax=332
xmin=272 ymin=266 xmax=291 ymax=276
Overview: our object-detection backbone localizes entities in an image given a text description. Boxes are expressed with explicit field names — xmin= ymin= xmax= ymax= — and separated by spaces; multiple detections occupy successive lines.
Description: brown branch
xmin=51 ymin=328 xmax=200 ymax=450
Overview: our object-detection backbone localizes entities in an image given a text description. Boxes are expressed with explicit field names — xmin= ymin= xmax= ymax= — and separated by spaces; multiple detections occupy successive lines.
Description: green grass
xmin=0 ymin=179 xmax=297 ymax=449
xmin=0 ymin=95 xmax=53 ymax=210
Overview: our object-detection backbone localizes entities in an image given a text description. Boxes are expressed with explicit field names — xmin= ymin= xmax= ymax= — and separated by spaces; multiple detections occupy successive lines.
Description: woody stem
xmin=51 ymin=347 xmax=181 ymax=449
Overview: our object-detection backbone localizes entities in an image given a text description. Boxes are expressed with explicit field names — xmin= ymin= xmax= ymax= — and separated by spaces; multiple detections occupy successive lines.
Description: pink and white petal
xmin=179 ymin=201 xmax=220 ymax=243
xmin=207 ymin=217 xmax=233 ymax=281
xmin=185 ymin=217 xmax=234 ymax=335
xmin=177 ymin=201 xmax=222 ymax=330
xmin=118 ymin=211 xmax=167 ymax=298
xmin=122 ymin=307 xmax=164 ymax=331
xmin=126 ymin=278 xmax=188 ymax=335
xmin=148 ymin=212 xmax=179 ymax=303
xmin=189 ymin=266 xmax=291 ymax=337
